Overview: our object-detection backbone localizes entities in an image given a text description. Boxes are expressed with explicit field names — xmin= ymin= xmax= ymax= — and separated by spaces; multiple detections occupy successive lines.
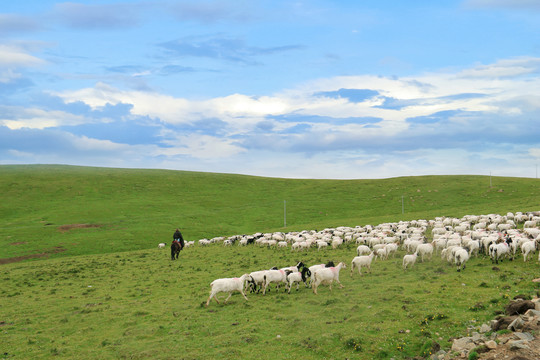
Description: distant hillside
xmin=1 ymin=164 xmax=539 ymax=260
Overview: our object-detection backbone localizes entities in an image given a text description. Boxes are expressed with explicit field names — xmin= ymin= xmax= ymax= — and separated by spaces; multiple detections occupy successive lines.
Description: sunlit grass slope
xmin=2 ymin=240 xmax=540 ymax=359
xmin=1 ymin=165 xmax=540 ymax=359
xmin=1 ymin=164 xmax=539 ymax=260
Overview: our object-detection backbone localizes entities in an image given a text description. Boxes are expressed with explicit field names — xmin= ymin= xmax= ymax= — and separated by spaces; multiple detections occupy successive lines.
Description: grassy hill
xmin=1 ymin=164 xmax=539 ymax=261
xmin=1 ymin=165 xmax=540 ymax=359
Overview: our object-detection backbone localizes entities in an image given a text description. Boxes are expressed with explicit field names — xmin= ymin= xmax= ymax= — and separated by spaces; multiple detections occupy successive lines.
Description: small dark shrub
xmin=469 ymin=302 xmax=486 ymax=312
xmin=344 ymin=337 xmax=362 ymax=351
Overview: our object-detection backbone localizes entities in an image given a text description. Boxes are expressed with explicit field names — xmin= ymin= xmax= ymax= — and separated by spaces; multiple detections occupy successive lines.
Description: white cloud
xmin=530 ymin=148 xmax=540 ymax=159
xmin=457 ymin=57 xmax=540 ymax=78
xmin=0 ymin=44 xmax=45 ymax=67
xmin=45 ymin=56 xmax=540 ymax=178
xmin=0 ymin=106 xmax=87 ymax=130
xmin=160 ymin=134 xmax=244 ymax=159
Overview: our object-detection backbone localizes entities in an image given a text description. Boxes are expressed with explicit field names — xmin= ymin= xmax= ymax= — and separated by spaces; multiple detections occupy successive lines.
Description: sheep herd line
xmin=164 ymin=211 xmax=540 ymax=306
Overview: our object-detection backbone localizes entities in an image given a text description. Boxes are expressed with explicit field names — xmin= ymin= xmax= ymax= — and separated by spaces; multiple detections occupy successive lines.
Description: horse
xmin=171 ymin=241 xmax=182 ymax=260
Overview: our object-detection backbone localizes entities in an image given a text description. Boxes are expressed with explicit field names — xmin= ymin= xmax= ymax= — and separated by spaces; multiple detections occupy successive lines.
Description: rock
xmin=431 ymin=350 xmax=446 ymax=360
xmin=509 ymin=340 xmax=530 ymax=350
xmin=472 ymin=332 xmax=486 ymax=343
xmin=451 ymin=337 xmax=476 ymax=352
xmin=493 ymin=316 xmax=518 ymax=331
xmin=523 ymin=309 xmax=540 ymax=319
xmin=533 ymin=298 xmax=540 ymax=311
xmin=505 ymin=300 xmax=535 ymax=315
xmin=479 ymin=323 xmax=491 ymax=333
xmin=508 ymin=317 xmax=525 ymax=331
xmin=513 ymin=332 xmax=534 ymax=342
xmin=484 ymin=340 xmax=497 ymax=349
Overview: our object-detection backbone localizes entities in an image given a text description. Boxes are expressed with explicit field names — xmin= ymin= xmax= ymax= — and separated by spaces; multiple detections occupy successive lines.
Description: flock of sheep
xmin=164 ymin=211 xmax=540 ymax=306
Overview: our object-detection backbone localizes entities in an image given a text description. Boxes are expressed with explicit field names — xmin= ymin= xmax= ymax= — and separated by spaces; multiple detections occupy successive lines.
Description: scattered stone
xmin=509 ymin=340 xmax=530 ymax=350
xmin=513 ymin=332 xmax=534 ymax=342
xmin=480 ymin=323 xmax=491 ymax=333
xmin=508 ymin=317 xmax=525 ymax=331
xmin=523 ymin=309 xmax=540 ymax=319
xmin=451 ymin=337 xmax=476 ymax=352
xmin=493 ymin=316 xmax=518 ymax=331
xmin=472 ymin=332 xmax=485 ymax=343
xmin=444 ymin=296 xmax=540 ymax=360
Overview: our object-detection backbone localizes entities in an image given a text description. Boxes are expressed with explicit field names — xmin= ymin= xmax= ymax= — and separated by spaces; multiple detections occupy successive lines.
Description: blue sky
xmin=1 ymin=0 xmax=540 ymax=179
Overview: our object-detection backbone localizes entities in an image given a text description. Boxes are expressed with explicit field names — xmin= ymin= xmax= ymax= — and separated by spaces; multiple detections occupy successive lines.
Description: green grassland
xmin=1 ymin=165 xmax=540 ymax=359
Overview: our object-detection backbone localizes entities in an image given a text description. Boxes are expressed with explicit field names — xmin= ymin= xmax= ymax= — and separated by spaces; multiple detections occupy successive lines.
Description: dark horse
xmin=171 ymin=241 xmax=182 ymax=260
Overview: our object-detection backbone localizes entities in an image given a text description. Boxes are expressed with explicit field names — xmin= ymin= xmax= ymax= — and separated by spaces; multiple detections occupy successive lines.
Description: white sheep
xmin=158 ymin=243 xmax=166 ymax=249
xmin=415 ymin=243 xmax=433 ymax=262
xmin=454 ymin=247 xmax=470 ymax=271
xmin=464 ymin=240 xmax=479 ymax=256
xmin=317 ymin=240 xmax=329 ymax=250
xmin=490 ymin=242 xmax=510 ymax=264
xmin=308 ymin=263 xmax=333 ymax=286
xmin=286 ymin=267 xmax=311 ymax=293
xmin=205 ymin=274 xmax=253 ymax=306
xmin=384 ymin=243 xmax=398 ymax=258
xmin=521 ymin=240 xmax=537 ymax=262
xmin=312 ymin=262 xmax=346 ymax=294
xmin=375 ymin=247 xmax=387 ymax=260
xmin=350 ymin=252 xmax=375 ymax=276
xmin=331 ymin=237 xmax=343 ymax=249
xmin=248 ymin=270 xmax=270 ymax=293
xmin=524 ymin=220 xmax=537 ymax=228
xmin=356 ymin=245 xmax=371 ymax=256
xmin=262 ymin=269 xmax=288 ymax=295
xmin=402 ymin=253 xmax=418 ymax=270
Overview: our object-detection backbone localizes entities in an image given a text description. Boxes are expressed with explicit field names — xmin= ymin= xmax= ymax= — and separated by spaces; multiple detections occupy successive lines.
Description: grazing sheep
xmin=402 ymin=253 xmax=418 ymax=270
xmin=198 ymin=239 xmax=210 ymax=246
xmin=262 ymin=269 xmax=288 ymax=295
xmin=454 ymin=247 xmax=470 ymax=271
xmin=384 ymin=243 xmax=398 ymax=258
xmin=375 ymin=247 xmax=387 ymax=260
xmin=490 ymin=242 xmax=510 ymax=264
xmin=464 ymin=240 xmax=479 ymax=256
xmin=350 ymin=252 xmax=375 ymax=276
xmin=158 ymin=243 xmax=166 ymax=249
xmin=286 ymin=267 xmax=312 ymax=293
xmin=521 ymin=240 xmax=537 ymax=262
xmin=248 ymin=270 xmax=269 ymax=293
xmin=331 ymin=237 xmax=343 ymax=249
xmin=356 ymin=245 xmax=371 ymax=256
xmin=206 ymin=274 xmax=253 ymax=306
xmin=524 ymin=220 xmax=537 ymax=228
xmin=317 ymin=240 xmax=329 ymax=250
xmin=308 ymin=261 xmax=335 ymax=286
xmin=415 ymin=243 xmax=433 ymax=262
xmin=312 ymin=262 xmax=346 ymax=295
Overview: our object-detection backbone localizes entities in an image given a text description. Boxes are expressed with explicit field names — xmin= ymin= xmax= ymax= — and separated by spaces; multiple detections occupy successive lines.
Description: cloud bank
xmin=0 ymin=55 xmax=538 ymax=179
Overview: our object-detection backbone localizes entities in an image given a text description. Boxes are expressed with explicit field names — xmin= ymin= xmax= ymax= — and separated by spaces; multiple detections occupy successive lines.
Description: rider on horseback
xmin=173 ymin=228 xmax=185 ymax=249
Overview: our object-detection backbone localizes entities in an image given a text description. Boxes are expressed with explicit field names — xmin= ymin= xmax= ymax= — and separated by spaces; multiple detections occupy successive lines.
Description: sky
xmin=1 ymin=0 xmax=540 ymax=179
